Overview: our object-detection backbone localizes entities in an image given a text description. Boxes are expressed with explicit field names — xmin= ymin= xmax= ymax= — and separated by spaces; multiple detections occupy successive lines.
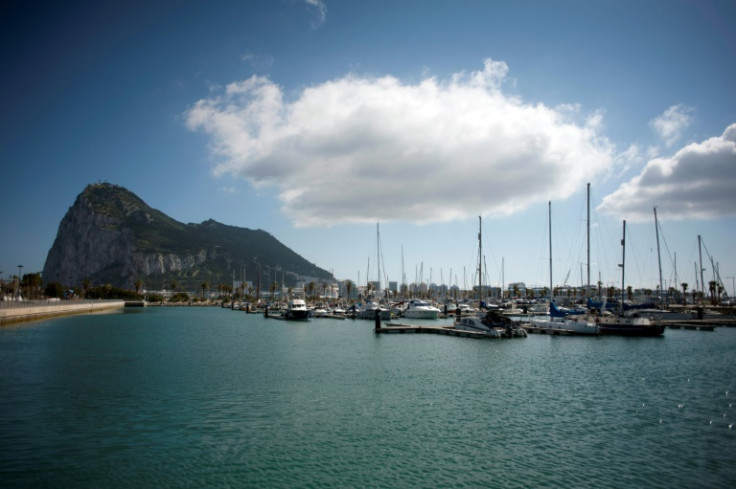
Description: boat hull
xmin=403 ymin=310 xmax=440 ymax=319
xmin=284 ymin=310 xmax=310 ymax=321
xmin=598 ymin=323 xmax=665 ymax=336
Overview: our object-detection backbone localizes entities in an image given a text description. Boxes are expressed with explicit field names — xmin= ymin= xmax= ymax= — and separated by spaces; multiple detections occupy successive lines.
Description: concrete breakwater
xmin=0 ymin=300 xmax=125 ymax=325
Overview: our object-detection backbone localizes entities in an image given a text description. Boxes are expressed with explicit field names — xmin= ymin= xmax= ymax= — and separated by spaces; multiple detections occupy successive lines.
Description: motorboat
xmin=455 ymin=310 xmax=527 ymax=338
xmin=402 ymin=300 xmax=441 ymax=319
xmin=455 ymin=316 xmax=502 ymax=337
xmin=357 ymin=301 xmax=391 ymax=320
xmin=284 ymin=298 xmax=310 ymax=321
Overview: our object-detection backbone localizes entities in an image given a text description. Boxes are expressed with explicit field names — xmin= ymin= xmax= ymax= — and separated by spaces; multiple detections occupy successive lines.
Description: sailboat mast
xmin=478 ymin=216 xmax=482 ymax=303
xmin=698 ymin=234 xmax=705 ymax=301
xmin=654 ymin=207 xmax=664 ymax=304
xmin=376 ymin=223 xmax=380 ymax=291
xmin=548 ymin=201 xmax=553 ymax=301
xmin=586 ymin=183 xmax=591 ymax=297
xmin=620 ymin=220 xmax=626 ymax=313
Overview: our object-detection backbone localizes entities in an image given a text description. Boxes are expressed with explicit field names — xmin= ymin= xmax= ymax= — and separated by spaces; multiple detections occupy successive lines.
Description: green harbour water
xmin=1 ymin=307 xmax=735 ymax=488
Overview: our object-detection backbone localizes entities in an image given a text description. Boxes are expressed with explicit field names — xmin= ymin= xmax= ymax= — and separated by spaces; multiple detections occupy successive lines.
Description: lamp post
xmin=17 ymin=264 xmax=23 ymax=300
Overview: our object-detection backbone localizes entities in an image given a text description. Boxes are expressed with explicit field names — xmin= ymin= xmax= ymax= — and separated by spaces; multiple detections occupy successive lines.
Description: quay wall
xmin=0 ymin=300 xmax=125 ymax=325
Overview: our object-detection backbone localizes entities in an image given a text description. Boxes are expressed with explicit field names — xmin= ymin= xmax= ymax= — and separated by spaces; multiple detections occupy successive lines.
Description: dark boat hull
xmin=284 ymin=310 xmax=310 ymax=321
xmin=599 ymin=324 xmax=664 ymax=336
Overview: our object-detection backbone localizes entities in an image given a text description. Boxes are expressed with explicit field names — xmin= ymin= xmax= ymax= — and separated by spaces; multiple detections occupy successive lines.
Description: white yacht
xmin=402 ymin=300 xmax=441 ymax=319
xmin=284 ymin=299 xmax=310 ymax=321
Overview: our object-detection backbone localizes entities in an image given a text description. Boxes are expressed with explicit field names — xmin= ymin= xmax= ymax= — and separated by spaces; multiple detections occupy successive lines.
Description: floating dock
xmin=376 ymin=322 xmax=526 ymax=339
xmin=523 ymin=325 xmax=577 ymax=335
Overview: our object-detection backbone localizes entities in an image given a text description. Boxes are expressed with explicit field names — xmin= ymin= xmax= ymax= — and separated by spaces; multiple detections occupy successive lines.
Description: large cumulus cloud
xmin=186 ymin=59 xmax=614 ymax=226
xmin=598 ymin=123 xmax=736 ymax=221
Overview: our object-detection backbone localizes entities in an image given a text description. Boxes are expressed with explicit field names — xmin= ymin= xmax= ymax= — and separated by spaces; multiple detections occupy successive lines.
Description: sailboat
xmin=526 ymin=201 xmax=599 ymax=335
xmin=454 ymin=216 xmax=527 ymax=337
xmin=594 ymin=220 xmax=665 ymax=336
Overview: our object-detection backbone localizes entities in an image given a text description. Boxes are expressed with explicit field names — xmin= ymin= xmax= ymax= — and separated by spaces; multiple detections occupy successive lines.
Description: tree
xmin=681 ymin=282 xmax=688 ymax=305
xmin=668 ymin=287 xmax=677 ymax=305
xmin=134 ymin=278 xmax=143 ymax=295
xmin=627 ymin=286 xmax=633 ymax=302
xmin=346 ymin=280 xmax=353 ymax=301
xmin=170 ymin=280 xmax=178 ymax=292
xmin=45 ymin=281 xmax=64 ymax=298
xmin=709 ymin=281 xmax=717 ymax=305
xmin=201 ymin=281 xmax=209 ymax=299
xmin=307 ymin=281 xmax=316 ymax=301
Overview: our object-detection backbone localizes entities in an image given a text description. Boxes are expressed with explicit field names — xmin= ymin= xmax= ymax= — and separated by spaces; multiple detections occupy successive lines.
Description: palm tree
xmin=709 ymin=281 xmax=717 ymax=305
xmin=134 ymin=278 xmax=143 ymax=295
xmin=626 ymin=286 xmax=633 ymax=302
xmin=668 ymin=287 xmax=677 ymax=304
xmin=269 ymin=281 xmax=278 ymax=300
xmin=201 ymin=281 xmax=209 ymax=300
xmin=681 ymin=282 xmax=688 ymax=305
xmin=346 ymin=280 xmax=353 ymax=301
xmin=307 ymin=282 xmax=316 ymax=301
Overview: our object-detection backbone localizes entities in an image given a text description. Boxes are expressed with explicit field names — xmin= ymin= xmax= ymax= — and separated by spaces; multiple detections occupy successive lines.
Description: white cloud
xmin=186 ymin=59 xmax=615 ymax=226
xmin=304 ymin=0 xmax=327 ymax=28
xmin=598 ymin=123 xmax=736 ymax=222
xmin=649 ymin=104 xmax=693 ymax=148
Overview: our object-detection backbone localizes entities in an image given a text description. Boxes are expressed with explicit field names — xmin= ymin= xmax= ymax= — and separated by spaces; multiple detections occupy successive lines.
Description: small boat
xmin=284 ymin=298 xmax=310 ymax=321
xmin=594 ymin=310 xmax=664 ymax=336
xmin=593 ymin=220 xmax=664 ymax=337
xmin=455 ymin=317 xmax=502 ymax=337
xmin=311 ymin=307 xmax=328 ymax=318
xmin=527 ymin=301 xmax=600 ymax=335
xmin=402 ymin=299 xmax=441 ymax=319
xmin=455 ymin=310 xmax=527 ymax=338
xmin=357 ymin=301 xmax=391 ymax=320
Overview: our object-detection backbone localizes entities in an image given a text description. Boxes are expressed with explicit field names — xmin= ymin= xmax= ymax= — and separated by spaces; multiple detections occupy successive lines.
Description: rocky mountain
xmin=43 ymin=183 xmax=334 ymax=291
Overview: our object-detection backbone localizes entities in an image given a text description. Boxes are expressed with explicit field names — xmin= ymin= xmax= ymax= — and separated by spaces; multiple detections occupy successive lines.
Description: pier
xmin=376 ymin=322 xmax=525 ymax=339
xmin=0 ymin=300 xmax=126 ymax=325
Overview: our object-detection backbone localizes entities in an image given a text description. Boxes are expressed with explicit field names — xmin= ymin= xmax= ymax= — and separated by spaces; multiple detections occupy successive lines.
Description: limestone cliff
xmin=43 ymin=183 xmax=333 ymax=290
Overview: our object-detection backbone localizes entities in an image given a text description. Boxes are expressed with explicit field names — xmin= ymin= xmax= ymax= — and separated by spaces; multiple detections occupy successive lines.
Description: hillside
xmin=42 ymin=183 xmax=333 ymax=291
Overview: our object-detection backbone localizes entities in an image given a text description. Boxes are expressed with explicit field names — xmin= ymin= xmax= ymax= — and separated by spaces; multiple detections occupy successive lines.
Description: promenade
xmin=0 ymin=300 xmax=126 ymax=325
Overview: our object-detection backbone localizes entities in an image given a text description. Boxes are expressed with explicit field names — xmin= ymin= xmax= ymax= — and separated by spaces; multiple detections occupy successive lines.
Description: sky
xmin=2 ymin=0 xmax=736 ymax=295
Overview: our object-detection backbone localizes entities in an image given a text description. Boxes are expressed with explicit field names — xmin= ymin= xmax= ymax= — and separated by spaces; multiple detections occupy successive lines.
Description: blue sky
xmin=2 ymin=0 xmax=735 ymax=295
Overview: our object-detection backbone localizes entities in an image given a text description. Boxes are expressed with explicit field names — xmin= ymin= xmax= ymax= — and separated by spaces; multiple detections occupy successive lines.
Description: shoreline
xmin=0 ymin=300 xmax=126 ymax=326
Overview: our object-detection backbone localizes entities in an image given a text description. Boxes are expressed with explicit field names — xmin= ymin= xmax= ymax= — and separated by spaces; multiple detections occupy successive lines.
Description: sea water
xmin=0 ymin=307 xmax=734 ymax=488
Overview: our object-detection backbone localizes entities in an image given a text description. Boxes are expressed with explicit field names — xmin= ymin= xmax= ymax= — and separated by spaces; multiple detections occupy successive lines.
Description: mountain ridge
xmin=42 ymin=183 xmax=333 ymax=291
